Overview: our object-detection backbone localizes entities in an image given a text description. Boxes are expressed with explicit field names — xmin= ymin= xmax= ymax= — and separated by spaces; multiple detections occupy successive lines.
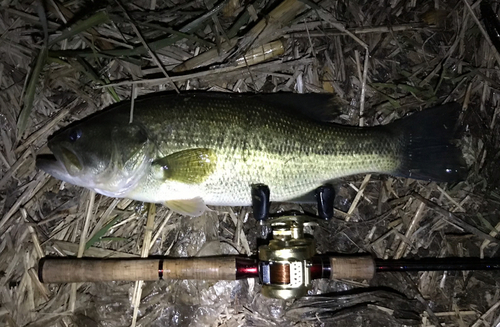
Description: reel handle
xmin=315 ymin=184 xmax=334 ymax=220
xmin=251 ymin=184 xmax=270 ymax=222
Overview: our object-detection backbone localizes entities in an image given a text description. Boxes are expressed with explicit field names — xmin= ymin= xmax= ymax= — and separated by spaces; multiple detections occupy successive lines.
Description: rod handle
xmin=39 ymin=256 xmax=253 ymax=283
xmin=330 ymin=255 xmax=376 ymax=280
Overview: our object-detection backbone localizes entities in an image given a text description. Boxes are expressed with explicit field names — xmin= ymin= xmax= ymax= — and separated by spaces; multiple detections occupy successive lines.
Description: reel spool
xmin=258 ymin=215 xmax=318 ymax=300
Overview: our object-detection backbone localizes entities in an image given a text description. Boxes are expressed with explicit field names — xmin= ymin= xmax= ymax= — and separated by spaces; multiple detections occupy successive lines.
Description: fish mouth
xmin=36 ymin=153 xmax=68 ymax=177
xmin=36 ymin=146 xmax=83 ymax=179
xmin=60 ymin=147 xmax=83 ymax=173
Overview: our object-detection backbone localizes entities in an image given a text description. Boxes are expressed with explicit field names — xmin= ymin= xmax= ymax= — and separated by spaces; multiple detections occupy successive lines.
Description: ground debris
xmin=1 ymin=0 xmax=499 ymax=326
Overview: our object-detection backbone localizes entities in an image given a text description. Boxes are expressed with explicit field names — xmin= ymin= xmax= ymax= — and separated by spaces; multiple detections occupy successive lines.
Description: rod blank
xmin=375 ymin=257 xmax=500 ymax=272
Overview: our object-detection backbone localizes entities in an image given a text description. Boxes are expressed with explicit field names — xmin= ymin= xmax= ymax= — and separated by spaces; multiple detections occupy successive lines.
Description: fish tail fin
xmin=390 ymin=102 xmax=467 ymax=183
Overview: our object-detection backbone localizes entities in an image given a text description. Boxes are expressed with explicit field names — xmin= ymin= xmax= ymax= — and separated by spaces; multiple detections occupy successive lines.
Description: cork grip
xmin=160 ymin=257 xmax=238 ymax=280
xmin=39 ymin=257 xmax=238 ymax=283
xmin=330 ymin=256 xmax=375 ymax=280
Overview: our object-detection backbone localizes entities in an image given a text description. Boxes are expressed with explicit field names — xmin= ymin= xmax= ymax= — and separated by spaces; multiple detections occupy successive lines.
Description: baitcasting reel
xmin=258 ymin=215 xmax=318 ymax=299
xmin=252 ymin=184 xmax=372 ymax=300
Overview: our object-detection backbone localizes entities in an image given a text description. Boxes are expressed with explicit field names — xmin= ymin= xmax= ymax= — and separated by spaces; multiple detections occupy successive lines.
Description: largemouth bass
xmin=36 ymin=92 xmax=466 ymax=216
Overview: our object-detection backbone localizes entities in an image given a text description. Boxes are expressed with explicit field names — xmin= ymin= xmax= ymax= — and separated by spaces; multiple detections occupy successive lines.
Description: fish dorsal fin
xmin=152 ymin=148 xmax=217 ymax=183
xmin=253 ymin=93 xmax=346 ymax=123
xmin=166 ymin=197 xmax=207 ymax=216
xmin=177 ymin=92 xmax=345 ymax=123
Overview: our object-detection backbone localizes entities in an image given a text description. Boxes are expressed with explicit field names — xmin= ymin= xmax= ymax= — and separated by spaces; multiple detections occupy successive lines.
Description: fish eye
xmin=68 ymin=129 xmax=82 ymax=142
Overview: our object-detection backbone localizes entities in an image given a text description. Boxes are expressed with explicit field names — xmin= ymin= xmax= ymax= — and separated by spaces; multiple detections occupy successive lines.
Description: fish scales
xmin=120 ymin=94 xmax=399 ymax=205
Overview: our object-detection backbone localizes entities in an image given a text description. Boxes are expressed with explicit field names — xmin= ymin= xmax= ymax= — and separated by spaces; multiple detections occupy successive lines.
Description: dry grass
xmin=1 ymin=0 xmax=500 ymax=326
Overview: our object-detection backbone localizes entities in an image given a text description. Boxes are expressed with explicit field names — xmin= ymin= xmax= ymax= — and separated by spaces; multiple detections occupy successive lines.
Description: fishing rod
xmin=39 ymin=184 xmax=500 ymax=300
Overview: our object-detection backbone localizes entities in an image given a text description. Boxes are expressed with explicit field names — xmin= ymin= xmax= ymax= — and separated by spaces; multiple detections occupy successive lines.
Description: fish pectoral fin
xmin=166 ymin=197 xmax=207 ymax=216
xmin=152 ymin=148 xmax=217 ymax=184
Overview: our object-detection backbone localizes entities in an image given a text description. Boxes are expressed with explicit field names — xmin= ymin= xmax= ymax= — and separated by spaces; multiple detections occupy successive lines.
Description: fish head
xmin=37 ymin=117 xmax=152 ymax=197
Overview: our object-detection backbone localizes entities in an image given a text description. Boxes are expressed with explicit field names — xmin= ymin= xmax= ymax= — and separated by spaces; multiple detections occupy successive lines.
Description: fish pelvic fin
xmin=166 ymin=197 xmax=208 ymax=216
xmin=390 ymin=102 xmax=468 ymax=183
